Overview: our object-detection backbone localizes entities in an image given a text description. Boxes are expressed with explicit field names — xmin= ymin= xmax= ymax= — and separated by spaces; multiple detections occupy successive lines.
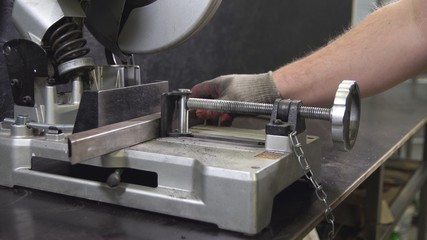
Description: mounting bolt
xmin=10 ymin=79 xmax=19 ymax=87
xmin=107 ymin=169 xmax=123 ymax=188
xmin=273 ymin=119 xmax=283 ymax=125
xmin=22 ymin=96 xmax=32 ymax=104
xmin=3 ymin=46 xmax=11 ymax=56
xmin=15 ymin=114 xmax=30 ymax=125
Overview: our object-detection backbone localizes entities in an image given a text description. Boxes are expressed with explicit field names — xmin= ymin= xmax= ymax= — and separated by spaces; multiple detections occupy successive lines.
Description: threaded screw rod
xmin=299 ymin=107 xmax=331 ymax=121
xmin=187 ymin=98 xmax=331 ymax=121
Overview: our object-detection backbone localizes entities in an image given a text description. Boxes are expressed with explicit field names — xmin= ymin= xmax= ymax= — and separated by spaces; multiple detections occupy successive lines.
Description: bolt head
xmin=10 ymin=79 xmax=19 ymax=87
xmin=273 ymin=119 xmax=283 ymax=125
xmin=178 ymin=89 xmax=192 ymax=96
xmin=3 ymin=46 xmax=11 ymax=56
xmin=15 ymin=114 xmax=30 ymax=125
xmin=22 ymin=96 xmax=32 ymax=104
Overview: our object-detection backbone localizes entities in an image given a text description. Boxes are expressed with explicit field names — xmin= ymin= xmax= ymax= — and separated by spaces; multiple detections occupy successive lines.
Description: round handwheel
xmin=331 ymin=80 xmax=361 ymax=151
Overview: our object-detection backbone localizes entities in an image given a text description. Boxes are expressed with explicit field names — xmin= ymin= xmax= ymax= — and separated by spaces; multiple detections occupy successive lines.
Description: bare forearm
xmin=273 ymin=0 xmax=427 ymax=106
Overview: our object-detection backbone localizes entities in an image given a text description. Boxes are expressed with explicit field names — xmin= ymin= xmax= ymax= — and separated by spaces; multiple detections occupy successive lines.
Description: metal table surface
xmin=0 ymin=81 xmax=426 ymax=240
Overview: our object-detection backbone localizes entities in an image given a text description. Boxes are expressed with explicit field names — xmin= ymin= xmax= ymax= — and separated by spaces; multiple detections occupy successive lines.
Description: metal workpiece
xmin=187 ymin=80 xmax=361 ymax=150
xmin=68 ymin=113 xmax=161 ymax=165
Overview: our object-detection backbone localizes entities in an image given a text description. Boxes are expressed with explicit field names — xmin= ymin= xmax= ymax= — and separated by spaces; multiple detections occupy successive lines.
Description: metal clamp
xmin=186 ymin=80 xmax=361 ymax=151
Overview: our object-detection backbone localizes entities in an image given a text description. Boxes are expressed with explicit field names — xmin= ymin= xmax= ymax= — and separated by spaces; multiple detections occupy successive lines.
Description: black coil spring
xmin=48 ymin=19 xmax=90 ymax=64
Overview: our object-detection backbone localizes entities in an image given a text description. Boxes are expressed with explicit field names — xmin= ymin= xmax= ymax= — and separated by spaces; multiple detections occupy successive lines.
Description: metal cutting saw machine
xmin=0 ymin=0 xmax=361 ymax=235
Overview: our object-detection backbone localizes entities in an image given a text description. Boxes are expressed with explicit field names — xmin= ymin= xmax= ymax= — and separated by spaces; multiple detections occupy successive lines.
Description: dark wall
xmin=136 ymin=0 xmax=352 ymax=90
xmin=0 ymin=0 xmax=352 ymax=121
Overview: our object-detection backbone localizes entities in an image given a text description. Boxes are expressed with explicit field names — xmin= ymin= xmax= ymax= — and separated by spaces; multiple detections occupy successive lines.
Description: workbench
xmin=0 ymin=81 xmax=426 ymax=240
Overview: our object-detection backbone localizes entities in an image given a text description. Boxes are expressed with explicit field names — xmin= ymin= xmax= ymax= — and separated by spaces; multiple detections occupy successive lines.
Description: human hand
xmin=190 ymin=71 xmax=280 ymax=125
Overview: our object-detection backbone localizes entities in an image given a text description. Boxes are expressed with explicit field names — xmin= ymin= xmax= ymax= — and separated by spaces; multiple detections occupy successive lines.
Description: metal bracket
xmin=266 ymin=99 xmax=306 ymax=137
xmin=160 ymin=89 xmax=193 ymax=137
xmin=3 ymin=39 xmax=49 ymax=107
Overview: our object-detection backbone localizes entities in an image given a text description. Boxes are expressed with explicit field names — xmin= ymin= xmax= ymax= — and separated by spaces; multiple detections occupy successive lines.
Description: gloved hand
xmin=190 ymin=71 xmax=281 ymax=125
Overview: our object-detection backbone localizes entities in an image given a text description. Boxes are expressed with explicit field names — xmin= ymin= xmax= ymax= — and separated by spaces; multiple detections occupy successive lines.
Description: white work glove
xmin=190 ymin=71 xmax=281 ymax=125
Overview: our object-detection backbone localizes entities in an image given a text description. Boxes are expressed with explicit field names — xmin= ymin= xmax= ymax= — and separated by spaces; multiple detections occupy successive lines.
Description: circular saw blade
xmin=118 ymin=0 xmax=221 ymax=54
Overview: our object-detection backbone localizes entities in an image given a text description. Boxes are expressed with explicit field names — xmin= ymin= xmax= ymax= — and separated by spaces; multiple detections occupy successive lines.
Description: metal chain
xmin=289 ymin=131 xmax=335 ymax=239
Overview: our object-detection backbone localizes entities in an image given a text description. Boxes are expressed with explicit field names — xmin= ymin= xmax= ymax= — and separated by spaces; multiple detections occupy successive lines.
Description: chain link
xmin=289 ymin=131 xmax=335 ymax=239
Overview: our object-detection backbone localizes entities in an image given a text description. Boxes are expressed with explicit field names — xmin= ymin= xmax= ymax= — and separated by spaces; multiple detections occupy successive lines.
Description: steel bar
xmin=68 ymin=112 xmax=160 ymax=164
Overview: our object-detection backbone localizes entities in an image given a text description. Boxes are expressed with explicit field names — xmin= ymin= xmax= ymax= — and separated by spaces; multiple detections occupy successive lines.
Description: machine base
xmin=0 ymin=125 xmax=321 ymax=235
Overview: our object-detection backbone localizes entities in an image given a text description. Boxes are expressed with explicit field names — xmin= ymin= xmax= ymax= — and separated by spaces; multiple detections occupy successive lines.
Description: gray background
xmin=0 ymin=0 xmax=352 ymax=121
